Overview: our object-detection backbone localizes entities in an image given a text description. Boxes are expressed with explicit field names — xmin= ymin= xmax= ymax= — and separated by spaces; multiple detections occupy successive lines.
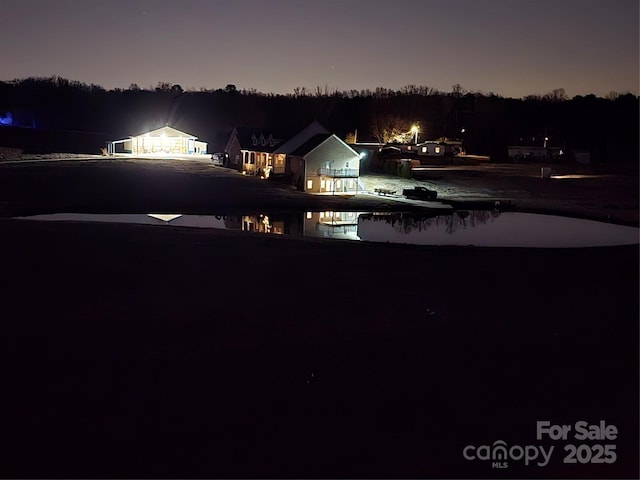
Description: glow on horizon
xmin=0 ymin=0 xmax=637 ymax=99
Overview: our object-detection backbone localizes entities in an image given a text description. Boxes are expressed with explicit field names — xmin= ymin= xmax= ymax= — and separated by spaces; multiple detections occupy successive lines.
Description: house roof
xmin=289 ymin=133 xmax=333 ymax=157
xmin=133 ymin=126 xmax=198 ymax=139
xmin=233 ymin=127 xmax=285 ymax=152
xmin=273 ymin=121 xmax=330 ymax=155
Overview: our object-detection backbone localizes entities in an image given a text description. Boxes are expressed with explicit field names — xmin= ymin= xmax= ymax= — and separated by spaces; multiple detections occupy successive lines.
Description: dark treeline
xmin=0 ymin=76 xmax=638 ymax=162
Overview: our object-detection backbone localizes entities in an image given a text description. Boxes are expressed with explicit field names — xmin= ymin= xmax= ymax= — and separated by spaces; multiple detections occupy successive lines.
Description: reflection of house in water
xmin=303 ymin=211 xmax=361 ymax=240
xmin=237 ymin=213 xmax=304 ymax=236
xmin=241 ymin=214 xmax=285 ymax=234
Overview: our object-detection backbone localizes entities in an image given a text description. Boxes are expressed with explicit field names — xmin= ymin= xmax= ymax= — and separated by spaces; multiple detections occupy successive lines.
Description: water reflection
xmin=304 ymin=211 xmax=361 ymax=240
xmin=241 ymin=215 xmax=285 ymax=235
xmin=14 ymin=211 xmax=639 ymax=248
xmin=362 ymin=210 xmax=499 ymax=235
xmin=357 ymin=211 xmax=638 ymax=247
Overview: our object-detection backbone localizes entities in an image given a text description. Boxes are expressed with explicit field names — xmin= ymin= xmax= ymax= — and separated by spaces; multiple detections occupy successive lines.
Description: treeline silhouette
xmin=0 ymin=76 xmax=637 ymax=162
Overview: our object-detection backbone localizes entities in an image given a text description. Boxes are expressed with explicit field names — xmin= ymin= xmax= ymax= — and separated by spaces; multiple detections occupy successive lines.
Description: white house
xmin=288 ymin=134 xmax=361 ymax=194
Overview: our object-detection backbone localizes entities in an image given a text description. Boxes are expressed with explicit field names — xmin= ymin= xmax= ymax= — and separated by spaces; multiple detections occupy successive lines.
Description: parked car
xmin=402 ymin=186 xmax=438 ymax=200
xmin=211 ymin=152 xmax=227 ymax=166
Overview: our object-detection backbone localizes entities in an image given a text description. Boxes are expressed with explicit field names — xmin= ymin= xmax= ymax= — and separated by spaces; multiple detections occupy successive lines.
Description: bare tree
xmin=451 ymin=83 xmax=467 ymax=98
xmin=345 ymin=132 xmax=357 ymax=143
xmin=542 ymin=88 xmax=568 ymax=102
xmin=371 ymin=114 xmax=410 ymax=143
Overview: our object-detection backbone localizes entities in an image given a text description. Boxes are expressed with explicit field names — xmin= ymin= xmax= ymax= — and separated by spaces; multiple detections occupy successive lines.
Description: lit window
xmin=422 ymin=147 xmax=427 ymax=153
xmin=350 ymin=180 xmax=355 ymax=189
xmin=307 ymin=179 xmax=313 ymax=190
xmin=435 ymin=146 xmax=441 ymax=154
xmin=336 ymin=180 xmax=341 ymax=189
xmin=307 ymin=212 xmax=312 ymax=219
xmin=320 ymin=179 xmax=325 ymax=189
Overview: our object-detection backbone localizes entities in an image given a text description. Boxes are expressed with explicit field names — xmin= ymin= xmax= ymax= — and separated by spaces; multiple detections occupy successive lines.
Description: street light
xmin=411 ymin=125 xmax=419 ymax=144
xmin=544 ymin=136 xmax=549 ymax=148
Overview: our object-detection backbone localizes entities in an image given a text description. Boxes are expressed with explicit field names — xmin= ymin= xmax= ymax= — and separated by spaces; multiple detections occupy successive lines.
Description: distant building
xmin=106 ymin=126 xmax=207 ymax=155
xmin=377 ymin=139 xmax=463 ymax=160
xmin=417 ymin=140 xmax=463 ymax=157
xmin=506 ymin=146 xmax=563 ymax=162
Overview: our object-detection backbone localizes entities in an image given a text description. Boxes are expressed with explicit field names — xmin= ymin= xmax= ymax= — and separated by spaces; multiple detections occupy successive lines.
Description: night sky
xmin=1 ymin=0 xmax=638 ymax=98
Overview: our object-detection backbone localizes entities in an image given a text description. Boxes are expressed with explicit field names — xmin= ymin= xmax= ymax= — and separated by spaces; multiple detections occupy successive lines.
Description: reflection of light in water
xmin=15 ymin=213 xmax=227 ymax=229
xmin=147 ymin=213 xmax=182 ymax=222
xmin=305 ymin=211 xmax=361 ymax=240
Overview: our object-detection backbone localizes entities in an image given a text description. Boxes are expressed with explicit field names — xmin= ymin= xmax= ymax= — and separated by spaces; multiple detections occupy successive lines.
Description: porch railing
xmin=317 ymin=223 xmax=358 ymax=234
xmin=319 ymin=167 xmax=359 ymax=177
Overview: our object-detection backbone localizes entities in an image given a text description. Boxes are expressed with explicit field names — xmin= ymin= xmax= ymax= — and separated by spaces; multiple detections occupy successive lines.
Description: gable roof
xmin=273 ymin=121 xmax=330 ymax=155
xmin=290 ymin=134 xmax=361 ymax=160
xmin=289 ymin=133 xmax=333 ymax=157
xmin=134 ymin=126 xmax=198 ymax=139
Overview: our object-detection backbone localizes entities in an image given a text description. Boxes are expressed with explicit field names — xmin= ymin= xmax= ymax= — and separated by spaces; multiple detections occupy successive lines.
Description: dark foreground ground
xmin=0 ymin=158 xmax=638 ymax=478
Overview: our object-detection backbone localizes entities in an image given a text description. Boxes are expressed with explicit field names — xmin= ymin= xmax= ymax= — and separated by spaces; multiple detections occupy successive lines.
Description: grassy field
xmin=0 ymin=158 xmax=638 ymax=478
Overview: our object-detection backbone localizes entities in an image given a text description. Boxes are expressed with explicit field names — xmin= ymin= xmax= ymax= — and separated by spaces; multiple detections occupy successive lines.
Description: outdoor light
xmin=411 ymin=125 xmax=419 ymax=143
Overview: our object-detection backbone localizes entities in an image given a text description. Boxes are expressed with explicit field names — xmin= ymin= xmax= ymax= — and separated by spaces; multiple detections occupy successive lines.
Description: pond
xmin=14 ymin=211 xmax=639 ymax=248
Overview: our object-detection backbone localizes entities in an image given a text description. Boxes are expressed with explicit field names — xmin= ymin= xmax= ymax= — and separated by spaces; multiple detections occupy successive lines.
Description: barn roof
xmin=134 ymin=126 xmax=198 ymax=139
